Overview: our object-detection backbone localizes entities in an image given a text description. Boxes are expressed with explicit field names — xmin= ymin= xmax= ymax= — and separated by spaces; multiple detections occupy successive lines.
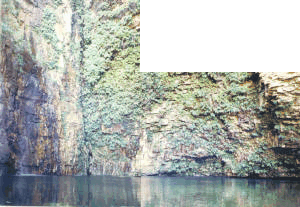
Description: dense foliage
xmin=155 ymin=73 xmax=260 ymax=176
xmin=77 ymin=0 xmax=152 ymax=174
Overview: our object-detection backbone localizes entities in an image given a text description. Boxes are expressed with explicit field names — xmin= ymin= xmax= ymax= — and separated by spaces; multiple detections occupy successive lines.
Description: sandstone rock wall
xmin=132 ymin=72 xmax=300 ymax=177
xmin=260 ymin=72 xmax=300 ymax=148
xmin=1 ymin=1 xmax=299 ymax=178
xmin=0 ymin=0 xmax=83 ymax=175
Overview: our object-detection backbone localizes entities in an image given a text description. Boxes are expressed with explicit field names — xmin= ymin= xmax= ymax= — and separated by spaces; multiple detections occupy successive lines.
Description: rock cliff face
xmin=0 ymin=1 xmax=299 ymax=178
xmin=0 ymin=0 xmax=83 ymax=175
xmin=131 ymin=73 xmax=300 ymax=177
xmin=259 ymin=73 xmax=300 ymax=176
xmin=260 ymin=73 xmax=300 ymax=147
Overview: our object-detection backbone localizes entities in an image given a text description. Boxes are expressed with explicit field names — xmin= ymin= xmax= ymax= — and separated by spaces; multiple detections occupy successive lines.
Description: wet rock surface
xmin=0 ymin=0 xmax=83 ymax=175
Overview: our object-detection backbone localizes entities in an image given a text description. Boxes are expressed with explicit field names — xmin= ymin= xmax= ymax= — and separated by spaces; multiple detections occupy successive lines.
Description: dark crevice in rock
xmin=183 ymin=155 xmax=218 ymax=164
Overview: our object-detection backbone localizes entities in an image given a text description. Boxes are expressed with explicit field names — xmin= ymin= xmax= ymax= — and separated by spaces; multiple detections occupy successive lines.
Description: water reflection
xmin=0 ymin=175 xmax=300 ymax=206
xmin=0 ymin=175 xmax=141 ymax=206
xmin=140 ymin=177 xmax=300 ymax=207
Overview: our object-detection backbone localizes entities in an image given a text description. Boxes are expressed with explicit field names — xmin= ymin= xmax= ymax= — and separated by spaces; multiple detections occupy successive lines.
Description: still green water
xmin=0 ymin=175 xmax=299 ymax=206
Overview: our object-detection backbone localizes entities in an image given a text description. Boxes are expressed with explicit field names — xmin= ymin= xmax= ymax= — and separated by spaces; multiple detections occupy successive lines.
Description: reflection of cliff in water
xmin=0 ymin=175 xmax=141 ymax=206
xmin=1 ymin=175 xmax=300 ymax=206
xmin=139 ymin=177 xmax=300 ymax=207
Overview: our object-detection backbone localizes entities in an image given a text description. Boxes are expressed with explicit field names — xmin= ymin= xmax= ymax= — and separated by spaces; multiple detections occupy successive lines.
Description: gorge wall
xmin=0 ymin=0 xmax=83 ymax=175
xmin=1 ymin=0 xmax=300 ymax=178
xmin=131 ymin=73 xmax=300 ymax=177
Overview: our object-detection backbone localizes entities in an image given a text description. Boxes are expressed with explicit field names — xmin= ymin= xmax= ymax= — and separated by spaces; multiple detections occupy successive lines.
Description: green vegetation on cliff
xmin=78 ymin=0 xmax=145 ymax=175
xmin=1 ymin=0 xmax=300 ymax=177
